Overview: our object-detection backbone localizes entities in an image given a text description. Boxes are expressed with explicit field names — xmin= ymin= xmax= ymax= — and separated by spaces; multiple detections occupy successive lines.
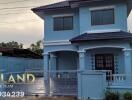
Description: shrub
xmin=105 ymin=91 xmax=119 ymax=100
xmin=124 ymin=92 xmax=132 ymax=100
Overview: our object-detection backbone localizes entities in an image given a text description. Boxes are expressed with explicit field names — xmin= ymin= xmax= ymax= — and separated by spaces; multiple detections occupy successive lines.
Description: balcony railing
xmin=107 ymin=74 xmax=127 ymax=86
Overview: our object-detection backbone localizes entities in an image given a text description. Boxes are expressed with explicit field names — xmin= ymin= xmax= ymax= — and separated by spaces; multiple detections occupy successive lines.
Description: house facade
xmin=32 ymin=0 xmax=132 ymax=99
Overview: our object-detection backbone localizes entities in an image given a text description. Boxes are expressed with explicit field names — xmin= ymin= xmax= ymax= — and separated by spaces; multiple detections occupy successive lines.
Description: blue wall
xmin=0 ymin=56 xmax=43 ymax=73
xmin=43 ymin=2 xmax=128 ymax=43
xmin=43 ymin=2 xmax=128 ymax=67
xmin=79 ymin=3 xmax=127 ymax=33
xmin=57 ymin=52 xmax=78 ymax=70
xmin=44 ymin=9 xmax=79 ymax=42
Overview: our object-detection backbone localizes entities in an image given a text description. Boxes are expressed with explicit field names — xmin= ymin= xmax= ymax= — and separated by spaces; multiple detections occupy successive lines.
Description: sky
xmin=0 ymin=0 xmax=132 ymax=48
xmin=0 ymin=0 xmax=62 ymax=48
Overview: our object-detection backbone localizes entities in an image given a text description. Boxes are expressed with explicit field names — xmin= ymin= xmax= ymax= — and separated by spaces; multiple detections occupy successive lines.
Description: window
xmin=95 ymin=54 xmax=114 ymax=74
xmin=53 ymin=16 xmax=73 ymax=31
xmin=91 ymin=9 xmax=114 ymax=25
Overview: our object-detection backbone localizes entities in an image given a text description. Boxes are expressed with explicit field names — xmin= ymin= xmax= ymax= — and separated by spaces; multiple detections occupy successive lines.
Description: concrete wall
xmin=0 ymin=56 xmax=43 ymax=73
xmin=78 ymin=71 xmax=106 ymax=99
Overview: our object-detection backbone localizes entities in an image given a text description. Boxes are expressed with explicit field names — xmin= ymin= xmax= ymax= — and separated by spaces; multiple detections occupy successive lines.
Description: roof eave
xmin=70 ymin=37 xmax=132 ymax=44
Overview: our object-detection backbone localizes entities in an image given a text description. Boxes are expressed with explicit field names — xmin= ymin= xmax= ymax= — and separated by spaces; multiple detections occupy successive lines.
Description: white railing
xmin=107 ymin=74 xmax=127 ymax=86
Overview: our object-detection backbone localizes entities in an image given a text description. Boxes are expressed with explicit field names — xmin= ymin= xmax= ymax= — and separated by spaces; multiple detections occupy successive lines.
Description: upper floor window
xmin=53 ymin=16 xmax=73 ymax=31
xmin=91 ymin=9 xmax=114 ymax=25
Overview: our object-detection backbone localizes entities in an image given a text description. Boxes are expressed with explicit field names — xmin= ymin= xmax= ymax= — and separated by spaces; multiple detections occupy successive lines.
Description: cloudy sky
xmin=0 ymin=0 xmax=62 ymax=48
xmin=0 ymin=0 xmax=132 ymax=48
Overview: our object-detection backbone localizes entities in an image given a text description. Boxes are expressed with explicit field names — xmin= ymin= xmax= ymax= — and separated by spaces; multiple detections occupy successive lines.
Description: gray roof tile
xmin=70 ymin=31 xmax=132 ymax=43
xmin=32 ymin=1 xmax=70 ymax=11
xmin=32 ymin=0 xmax=107 ymax=12
xmin=32 ymin=0 xmax=125 ymax=12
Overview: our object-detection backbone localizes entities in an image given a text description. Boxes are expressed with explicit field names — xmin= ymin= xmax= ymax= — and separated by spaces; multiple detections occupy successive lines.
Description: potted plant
xmin=105 ymin=91 xmax=119 ymax=100
xmin=124 ymin=92 xmax=132 ymax=100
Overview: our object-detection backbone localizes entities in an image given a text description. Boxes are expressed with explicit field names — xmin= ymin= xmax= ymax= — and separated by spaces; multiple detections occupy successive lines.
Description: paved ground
xmin=2 ymin=96 xmax=76 ymax=100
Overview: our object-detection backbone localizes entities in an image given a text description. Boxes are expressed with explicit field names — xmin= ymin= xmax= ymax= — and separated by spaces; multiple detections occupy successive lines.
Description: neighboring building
xmin=32 ymin=0 xmax=132 ymax=99
xmin=0 ymin=48 xmax=43 ymax=74
xmin=0 ymin=48 xmax=43 ymax=58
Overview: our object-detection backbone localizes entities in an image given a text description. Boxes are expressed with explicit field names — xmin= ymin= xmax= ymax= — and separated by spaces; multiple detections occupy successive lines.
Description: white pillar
xmin=44 ymin=53 xmax=50 ymax=95
xmin=78 ymin=51 xmax=86 ymax=99
xmin=49 ymin=53 xmax=57 ymax=71
xmin=124 ymin=50 xmax=132 ymax=75
xmin=124 ymin=49 xmax=132 ymax=83
xmin=44 ymin=53 xmax=49 ymax=80
xmin=79 ymin=51 xmax=86 ymax=71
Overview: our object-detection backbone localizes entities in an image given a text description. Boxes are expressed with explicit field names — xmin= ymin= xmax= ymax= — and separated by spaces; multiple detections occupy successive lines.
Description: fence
xmin=0 ymin=56 xmax=43 ymax=73
xmin=0 ymin=70 xmax=77 ymax=96
xmin=0 ymin=70 xmax=45 ymax=96
xmin=49 ymin=70 xmax=78 ymax=96
xmin=0 ymin=56 xmax=44 ymax=96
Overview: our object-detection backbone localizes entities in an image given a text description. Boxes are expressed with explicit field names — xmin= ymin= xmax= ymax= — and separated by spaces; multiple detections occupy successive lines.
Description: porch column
xmin=49 ymin=53 xmax=57 ymax=71
xmin=44 ymin=53 xmax=50 ymax=95
xmin=44 ymin=53 xmax=49 ymax=80
xmin=78 ymin=51 xmax=86 ymax=99
xmin=79 ymin=51 xmax=86 ymax=70
xmin=124 ymin=49 xmax=132 ymax=83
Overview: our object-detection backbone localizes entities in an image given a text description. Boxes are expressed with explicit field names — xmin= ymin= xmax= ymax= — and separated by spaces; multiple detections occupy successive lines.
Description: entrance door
xmin=95 ymin=54 xmax=115 ymax=74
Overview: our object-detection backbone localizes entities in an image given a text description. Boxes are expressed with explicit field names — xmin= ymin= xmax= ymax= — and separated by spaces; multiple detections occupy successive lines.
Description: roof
xmin=32 ymin=0 xmax=126 ymax=12
xmin=0 ymin=48 xmax=43 ymax=59
xmin=32 ymin=1 xmax=70 ymax=12
xmin=70 ymin=31 xmax=132 ymax=43
xmin=31 ymin=0 xmax=109 ymax=12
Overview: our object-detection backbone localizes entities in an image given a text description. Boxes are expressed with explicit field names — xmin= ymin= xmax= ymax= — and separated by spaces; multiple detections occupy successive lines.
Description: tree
xmin=29 ymin=40 xmax=43 ymax=55
xmin=0 ymin=41 xmax=23 ymax=49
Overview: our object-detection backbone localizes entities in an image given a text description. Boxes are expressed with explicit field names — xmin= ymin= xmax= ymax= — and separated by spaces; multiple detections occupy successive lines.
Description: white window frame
xmin=90 ymin=5 xmax=115 ymax=26
xmin=52 ymin=14 xmax=74 ymax=18
xmin=89 ymin=5 xmax=115 ymax=11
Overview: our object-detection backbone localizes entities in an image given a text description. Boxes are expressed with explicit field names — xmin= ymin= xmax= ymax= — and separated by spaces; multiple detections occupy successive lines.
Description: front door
xmin=95 ymin=54 xmax=115 ymax=74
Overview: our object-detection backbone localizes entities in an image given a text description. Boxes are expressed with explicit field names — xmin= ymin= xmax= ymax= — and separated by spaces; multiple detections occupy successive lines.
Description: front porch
xmin=43 ymin=46 xmax=132 ymax=98
xmin=46 ymin=70 xmax=132 ymax=98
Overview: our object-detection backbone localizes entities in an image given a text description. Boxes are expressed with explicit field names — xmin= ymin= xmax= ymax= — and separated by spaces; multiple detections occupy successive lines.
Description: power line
xmin=0 ymin=12 xmax=31 ymax=15
xmin=0 ymin=21 xmax=34 ymax=24
xmin=0 ymin=6 xmax=36 ymax=11
xmin=0 ymin=0 xmax=32 ymax=4
xmin=0 ymin=19 xmax=41 ymax=24
xmin=0 ymin=9 xmax=32 ymax=13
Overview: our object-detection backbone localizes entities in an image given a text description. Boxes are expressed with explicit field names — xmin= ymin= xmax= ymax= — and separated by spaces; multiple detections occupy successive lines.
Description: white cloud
xmin=0 ymin=0 xmax=63 ymax=48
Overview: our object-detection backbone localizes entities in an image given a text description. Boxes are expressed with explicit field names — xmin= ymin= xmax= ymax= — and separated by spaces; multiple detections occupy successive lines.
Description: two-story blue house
xmin=32 ymin=0 xmax=132 ymax=99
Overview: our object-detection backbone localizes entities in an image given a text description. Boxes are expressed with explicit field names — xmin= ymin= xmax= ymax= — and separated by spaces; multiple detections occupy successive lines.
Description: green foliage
xmin=0 ymin=41 xmax=23 ymax=49
xmin=29 ymin=40 xmax=43 ymax=55
xmin=124 ymin=92 xmax=132 ymax=100
xmin=105 ymin=91 xmax=119 ymax=100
